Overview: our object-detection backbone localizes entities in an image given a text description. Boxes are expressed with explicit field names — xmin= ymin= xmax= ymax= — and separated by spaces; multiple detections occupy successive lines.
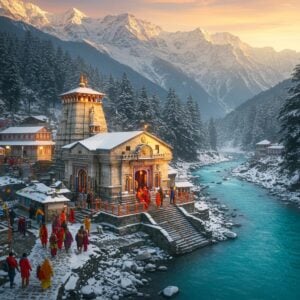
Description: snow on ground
xmin=0 ymin=223 xmax=99 ymax=300
xmin=0 ymin=223 xmax=171 ymax=300
xmin=232 ymin=156 xmax=300 ymax=205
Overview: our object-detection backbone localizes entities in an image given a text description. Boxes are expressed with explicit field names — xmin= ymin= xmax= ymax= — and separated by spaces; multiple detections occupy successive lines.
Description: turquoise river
xmin=148 ymin=156 xmax=300 ymax=300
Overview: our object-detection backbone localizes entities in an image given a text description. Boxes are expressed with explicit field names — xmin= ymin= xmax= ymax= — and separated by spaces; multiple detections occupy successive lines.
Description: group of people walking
xmin=4 ymin=252 xmax=53 ymax=291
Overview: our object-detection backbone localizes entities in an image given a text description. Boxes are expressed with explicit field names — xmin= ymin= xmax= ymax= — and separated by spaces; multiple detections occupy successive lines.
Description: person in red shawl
xmin=39 ymin=223 xmax=48 ymax=248
xmin=57 ymin=226 xmax=65 ymax=251
xmin=155 ymin=190 xmax=161 ymax=208
xmin=49 ymin=231 xmax=58 ymax=257
xmin=60 ymin=209 xmax=67 ymax=227
xmin=143 ymin=187 xmax=151 ymax=209
xmin=6 ymin=252 xmax=19 ymax=289
xmin=69 ymin=208 xmax=75 ymax=224
xmin=19 ymin=253 xmax=32 ymax=288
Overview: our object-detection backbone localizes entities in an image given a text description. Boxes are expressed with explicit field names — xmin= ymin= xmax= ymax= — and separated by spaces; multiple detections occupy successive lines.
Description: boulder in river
xmin=135 ymin=251 xmax=151 ymax=261
xmin=162 ymin=286 xmax=179 ymax=298
xmin=224 ymin=231 xmax=237 ymax=239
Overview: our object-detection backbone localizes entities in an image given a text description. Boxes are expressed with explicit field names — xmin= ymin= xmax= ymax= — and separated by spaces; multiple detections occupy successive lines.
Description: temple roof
xmin=0 ymin=126 xmax=45 ymax=134
xmin=63 ymin=131 xmax=143 ymax=150
xmin=60 ymin=86 xmax=105 ymax=96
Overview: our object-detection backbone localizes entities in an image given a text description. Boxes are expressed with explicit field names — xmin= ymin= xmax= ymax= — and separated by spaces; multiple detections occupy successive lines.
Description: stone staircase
xmin=148 ymin=204 xmax=210 ymax=255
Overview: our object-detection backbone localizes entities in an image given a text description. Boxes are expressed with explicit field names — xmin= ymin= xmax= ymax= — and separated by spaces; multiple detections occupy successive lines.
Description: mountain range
xmin=1 ymin=0 xmax=300 ymax=117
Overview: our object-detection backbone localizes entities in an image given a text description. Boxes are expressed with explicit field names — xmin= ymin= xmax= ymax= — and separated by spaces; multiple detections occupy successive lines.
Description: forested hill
xmin=217 ymin=79 xmax=292 ymax=150
xmin=0 ymin=16 xmax=167 ymax=99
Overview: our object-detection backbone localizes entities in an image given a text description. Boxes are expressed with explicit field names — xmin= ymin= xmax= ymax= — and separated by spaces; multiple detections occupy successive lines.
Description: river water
xmin=148 ymin=157 xmax=300 ymax=300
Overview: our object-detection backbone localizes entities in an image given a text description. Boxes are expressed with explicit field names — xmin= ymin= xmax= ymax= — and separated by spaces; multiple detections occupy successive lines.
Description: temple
xmin=55 ymin=76 xmax=211 ymax=255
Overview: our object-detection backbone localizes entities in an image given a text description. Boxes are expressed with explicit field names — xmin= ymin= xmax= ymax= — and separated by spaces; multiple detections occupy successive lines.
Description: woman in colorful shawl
xmin=83 ymin=230 xmax=89 ymax=252
xmin=39 ymin=224 xmax=48 ymax=248
xmin=49 ymin=232 xmax=58 ymax=257
xmin=69 ymin=208 xmax=75 ymax=224
xmin=38 ymin=258 xmax=53 ymax=289
xmin=57 ymin=227 xmax=65 ymax=250
xmin=19 ymin=253 xmax=32 ymax=288
xmin=64 ymin=228 xmax=73 ymax=253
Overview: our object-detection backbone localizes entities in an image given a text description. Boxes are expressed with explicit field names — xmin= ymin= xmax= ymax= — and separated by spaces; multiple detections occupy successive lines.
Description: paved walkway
xmin=0 ymin=223 xmax=97 ymax=300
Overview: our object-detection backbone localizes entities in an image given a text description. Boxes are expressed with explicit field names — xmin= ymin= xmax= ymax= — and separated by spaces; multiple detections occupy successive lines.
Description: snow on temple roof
xmin=29 ymin=115 xmax=49 ymax=122
xmin=0 ymin=176 xmax=24 ymax=187
xmin=175 ymin=181 xmax=194 ymax=188
xmin=0 ymin=141 xmax=55 ymax=146
xmin=256 ymin=140 xmax=271 ymax=145
xmin=60 ymin=87 xmax=105 ymax=96
xmin=63 ymin=131 xmax=143 ymax=150
xmin=268 ymin=144 xmax=284 ymax=150
xmin=168 ymin=166 xmax=178 ymax=175
xmin=0 ymin=126 xmax=45 ymax=134
xmin=16 ymin=182 xmax=70 ymax=204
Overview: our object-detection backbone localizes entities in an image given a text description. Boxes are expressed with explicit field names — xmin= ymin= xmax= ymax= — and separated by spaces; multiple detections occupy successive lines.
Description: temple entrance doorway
xmin=135 ymin=170 xmax=147 ymax=190
xmin=78 ymin=169 xmax=87 ymax=192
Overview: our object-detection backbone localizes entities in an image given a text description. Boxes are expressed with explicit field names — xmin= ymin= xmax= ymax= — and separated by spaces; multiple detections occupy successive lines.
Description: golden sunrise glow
xmin=35 ymin=0 xmax=300 ymax=51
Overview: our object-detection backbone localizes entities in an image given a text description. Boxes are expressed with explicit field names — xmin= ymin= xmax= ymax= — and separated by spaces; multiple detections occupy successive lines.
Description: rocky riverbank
xmin=232 ymin=156 xmax=300 ymax=205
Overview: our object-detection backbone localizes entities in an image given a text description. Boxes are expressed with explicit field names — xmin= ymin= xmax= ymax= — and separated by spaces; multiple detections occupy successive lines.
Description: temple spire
xmin=79 ymin=74 xmax=88 ymax=87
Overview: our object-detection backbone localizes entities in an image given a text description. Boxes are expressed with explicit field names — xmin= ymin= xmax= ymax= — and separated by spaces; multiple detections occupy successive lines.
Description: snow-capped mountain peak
xmin=0 ymin=0 xmax=49 ymax=26
xmin=54 ymin=7 xmax=87 ymax=26
xmin=100 ymin=13 xmax=162 ymax=41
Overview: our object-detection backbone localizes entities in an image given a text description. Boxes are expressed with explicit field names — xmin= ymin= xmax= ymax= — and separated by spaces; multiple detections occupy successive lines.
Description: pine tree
xmin=208 ymin=118 xmax=217 ymax=150
xmin=279 ymin=64 xmax=300 ymax=174
xmin=2 ymin=39 xmax=21 ymax=113
xmin=116 ymin=73 xmax=136 ymax=130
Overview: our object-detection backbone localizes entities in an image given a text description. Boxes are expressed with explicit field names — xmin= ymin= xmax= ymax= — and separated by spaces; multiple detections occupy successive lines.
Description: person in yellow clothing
xmin=37 ymin=258 xmax=53 ymax=289
xmin=35 ymin=208 xmax=44 ymax=226
xmin=84 ymin=216 xmax=91 ymax=236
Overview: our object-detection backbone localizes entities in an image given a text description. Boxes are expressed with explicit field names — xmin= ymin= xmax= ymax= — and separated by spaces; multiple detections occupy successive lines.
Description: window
xmin=126 ymin=146 xmax=131 ymax=151
xmin=155 ymin=145 xmax=160 ymax=153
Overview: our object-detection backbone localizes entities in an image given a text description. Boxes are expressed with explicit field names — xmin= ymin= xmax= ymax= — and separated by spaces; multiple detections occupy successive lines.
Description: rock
xmin=97 ymin=225 xmax=104 ymax=234
xmin=135 ymin=251 xmax=151 ymax=261
xmin=122 ymin=261 xmax=135 ymax=271
xmin=162 ymin=286 xmax=179 ymax=298
xmin=158 ymin=266 xmax=168 ymax=271
xmin=112 ymin=295 xmax=119 ymax=300
xmin=121 ymin=277 xmax=133 ymax=289
xmin=144 ymin=263 xmax=156 ymax=272
xmin=81 ymin=285 xmax=96 ymax=299
xmin=224 ymin=231 xmax=237 ymax=239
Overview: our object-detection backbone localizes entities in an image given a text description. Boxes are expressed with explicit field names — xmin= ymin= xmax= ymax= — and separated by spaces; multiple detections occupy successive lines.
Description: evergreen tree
xmin=208 ymin=118 xmax=217 ymax=150
xmin=2 ymin=40 xmax=21 ymax=113
xmin=279 ymin=64 xmax=300 ymax=174
xmin=116 ymin=73 xmax=136 ymax=130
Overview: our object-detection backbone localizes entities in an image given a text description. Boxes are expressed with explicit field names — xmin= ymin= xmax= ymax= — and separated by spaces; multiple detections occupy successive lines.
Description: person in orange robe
xmin=60 ymin=209 xmax=67 ymax=226
xmin=57 ymin=227 xmax=65 ymax=250
xmin=69 ymin=208 xmax=75 ymax=224
xmin=155 ymin=191 xmax=161 ymax=208
xmin=39 ymin=223 xmax=48 ymax=248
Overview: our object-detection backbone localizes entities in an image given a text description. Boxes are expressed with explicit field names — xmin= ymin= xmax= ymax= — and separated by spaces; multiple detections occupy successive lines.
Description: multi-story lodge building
xmin=0 ymin=126 xmax=54 ymax=162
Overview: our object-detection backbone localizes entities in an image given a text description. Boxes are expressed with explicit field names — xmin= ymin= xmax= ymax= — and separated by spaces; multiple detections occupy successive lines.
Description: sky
xmin=33 ymin=0 xmax=300 ymax=51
